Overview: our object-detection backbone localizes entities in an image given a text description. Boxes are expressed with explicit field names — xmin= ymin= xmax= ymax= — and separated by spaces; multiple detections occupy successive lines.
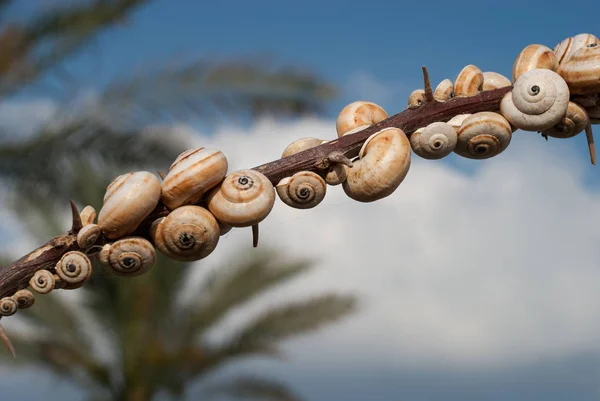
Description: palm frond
xmin=203 ymin=375 xmax=303 ymax=401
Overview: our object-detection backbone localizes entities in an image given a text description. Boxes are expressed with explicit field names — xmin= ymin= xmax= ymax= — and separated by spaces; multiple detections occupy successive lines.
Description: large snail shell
xmin=482 ymin=72 xmax=512 ymax=91
xmin=150 ymin=205 xmax=220 ymax=262
xmin=77 ymin=223 xmax=102 ymax=249
xmin=161 ymin=148 xmax=228 ymax=210
xmin=101 ymin=237 xmax=156 ymax=277
xmin=512 ymin=44 xmax=558 ymax=82
xmin=282 ymin=137 xmax=325 ymax=158
xmin=13 ymin=289 xmax=35 ymax=309
xmin=455 ymin=112 xmax=512 ymax=159
xmin=29 ymin=269 xmax=55 ymax=294
xmin=557 ymin=44 xmax=600 ymax=95
xmin=336 ymin=101 xmax=388 ymax=137
xmin=206 ymin=169 xmax=275 ymax=227
xmin=0 ymin=297 xmax=17 ymax=316
xmin=407 ymin=90 xmax=426 ymax=108
xmin=276 ymin=171 xmax=327 ymax=209
xmin=342 ymin=127 xmax=411 ymax=202
xmin=55 ymin=251 xmax=93 ymax=288
xmin=454 ymin=65 xmax=484 ymax=97
xmin=98 ymin=171 xmax=162 ymax=239
xmin=542 ymin=101 xmax=589 ymax=138
xmin=500 ymin=68 xmax=570 ymax=131
xmin=434 ymin=79 xmax=454 ymax=102
xmin=410 ymin=122 xmax=457 ymax=160
xmin=554 ymin=33 xmax=600 ymax=65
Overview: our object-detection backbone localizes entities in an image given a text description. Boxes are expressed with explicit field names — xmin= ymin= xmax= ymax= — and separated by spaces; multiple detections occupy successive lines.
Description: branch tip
xmin=0 ymin=323 xmax=15 ymax=358
xmin=422 ymin=66 xmax=434 ymax=102
xmin=69 ymin=200 xmax=83 ymax=234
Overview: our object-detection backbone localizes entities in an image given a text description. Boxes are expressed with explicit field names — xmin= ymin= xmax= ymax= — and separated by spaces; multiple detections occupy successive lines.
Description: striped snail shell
xmin=410 ymin=122 xmax=457 ymax=160
xmin=55 ymin=251 xmax=93 ymax=288
xmin=512 ymin=44 xmax=558 ymax=82
xmin=276 ymin=171 xmax=327 ymax=209
xmin=554 ymin=33 xmax=600 ymax=65
xmin=542 ymin=101 xmax=589 ymax=138
xmin=434 ymin=79 xmax=454 ymax=101
xmin=455 ymin=112 xmax=512 ymax=159
xmin=98 ymin=237 xmax=155 ymax=277
xmin=557 ymin=44 xmax=600 ymax=95
xmin=0 ymin=297 xmax=17 ymax=317
xmin=29 ymin=269 xmax=56 ymax=294
xmin=454 ymin=65 xmax=483 ymax=97
xmin=337 ymin=101 xmax=388 ymax=137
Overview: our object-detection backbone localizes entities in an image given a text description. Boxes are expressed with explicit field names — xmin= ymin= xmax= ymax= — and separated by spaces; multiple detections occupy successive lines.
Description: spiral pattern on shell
xmin=542 ymin=101 xmax=589 ymax=138
xmin=206 ymin=169 xmax=275 ymax=227
xmin=56 ymin=251 xmax=93 ymax=286
xmin=512 ymin=44 xmax=558 ymax=82
xmin=150 ymin=205 xmax=220 ymax=261
xmin=455 ymin=112 xmax=512 ymax=159
xmin=500 ymin=68 xmax=570 ymax=131
xmin=336 ymin=101 xmax=389 ymax=137
xmin=0 ymin=297 xmax=17 ymax=316
xmin=410 ymin=122 xmax=458 ymax=160
xmin=276 ymin=171 xmax=327 ymax=209
xmin=13 ymin=289 xmax=35 ymax=309
xmin=557 ymin=44 xmax=600 ymax=95
xmin=29 ymin=269 xmax=55 ymax=294
xmin=77 ymin=223 xmax=102 ymax=249
xmin=101 ymin=237 xmax=156 ymax=277
xmin=454 ymin=65 xmax=483 ymax=97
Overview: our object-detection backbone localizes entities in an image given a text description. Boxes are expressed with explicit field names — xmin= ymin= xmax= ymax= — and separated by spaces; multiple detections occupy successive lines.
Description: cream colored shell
xmin=29 ymin=269 xmax=55 ymax=294
xmin=512 ymin=44 xmax=558 ymax=82
xmin=342 ymin=127 xmax=411 ymax=202
xmin=542 ymin=102 xmax=589 ymax=138
xmin=206 ymin=169 xmax=275 ymax=227
xmin=98 ymin=171 xmax=162 ymax=239
xmin=447 ymin=114 xmax=472 ymax=130
xmin=455 ymin=112 xmax=512 ymax=159
xmin=150 ymin=205 xmax=220 ymax=261
xmin=482 ymin=72 xmax=512 ymax=91
xmin=554 ymin=33 xmax=600 ymax=65
xmin=282 ymin=137 xmax=325 ymax=158
xmin=77 ymin=223 xmax=102 ymax=249
xmin=276 ymin=171 xmax=326 ymax=209
xmin=500 ymin=68 xmax=570 ymax=131
xmin=325 ymin=164 xmax=347 ymax=186
xmin=55 ymin=251 xmax=93 ymax=287
xmin=161 ymin=148 xmax=228 ymax=210
xmin=99 ymin=237 xmax=156 ymax=277
xmin=410 ymin=122 xmax=457 ymax=159
xmin=407 ymin=89 xmax=425 ymax=108
xmin=557 ymin=44 xmax=600 ymax=95
xmin=13 ymin=289 xmax=35 ymax=309
xmin=0 ymin=297 xmax=17 ymax=316
xmin=454 ymin=65 xmax=483 ymax=97
xmin=336 ymin=101 xmax=388 ymax=137
xmin=434 ymin=79 xmax=454 ymax=101
xmin=80 ymin=205 xmax=97 ymax=226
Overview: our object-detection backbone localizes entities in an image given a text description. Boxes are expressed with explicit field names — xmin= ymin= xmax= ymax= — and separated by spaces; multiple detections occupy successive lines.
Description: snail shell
xmin=77 ymin=223 xmax=102 ymax=249
xmin=206 ymin=169 xmax=275 ymax=227
xmin=542 ymin=101 xmax=589 ymax=138
xmin=13 ymin=289 xmax=35 ymax=309
xmin=161 ymin=148 xmax=228 ymax=210
xmin=408 ymin=89 xmax=426 ymax=108
xmin=587 ymin=106 xmax=600 ymax=124
xmin=80 ymin=205 xmax=97 ymax=226
xmin=150 ymin=205 xmax=220 ymax=262
xmin=0 ymin=297 xmax=17 ymax=316
xmin=454 ymin=65 xmax=484 ymax=97
xmin=512 ymin=44 xmax=558 ymax=82
xmin=482 ymin=72 xmax=512 ymax=91
xmin=99 ymin=237 xmax=156 ymax=277
xmin=282 ymin=137 xmax=325 ymax=158
xmin=325 ymin=164 xmax=347 ymax=186
xmin=336 ymin=101 xmax=388 ymax=137
xmin=434 ymin=79 xmax=454 ymax=102
xmin=276 ymin=171 xmax=327 ymax=209
xmin=455 ymin=112 xmax=512 ymax=159
xmin=55 ymin=251 xmax=93 ymax=287
xmin=98 ymin=171 xmax=162 ymax=239
xmin=500 ymin=68 xmax=570 ymax=131
xmin=410 ymin=122 xmax=457 ymax=160
xmin=447 ymin=114 xmax=472 ymax=130
xmin=29 ymin=269 xmax=55 ymax=294
xmin=554 ymin=33 xmax=600 ymax=65
xmin=557 ymin=44 xmax=600 ymax=95
xmin=342 ymin=127 xmax=411 ymax=202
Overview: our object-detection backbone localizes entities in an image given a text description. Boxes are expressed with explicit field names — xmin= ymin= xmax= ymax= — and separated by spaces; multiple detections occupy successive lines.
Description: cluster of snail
xmin=0 ymin=32 xmax=598 ymax=322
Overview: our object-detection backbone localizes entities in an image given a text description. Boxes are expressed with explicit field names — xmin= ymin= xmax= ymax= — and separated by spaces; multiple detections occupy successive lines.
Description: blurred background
xmin=0 ymin=0 xmax=600 ymax=400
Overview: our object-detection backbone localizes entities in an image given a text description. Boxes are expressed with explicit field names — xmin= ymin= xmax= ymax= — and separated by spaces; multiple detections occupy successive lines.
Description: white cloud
xmin=0 ymin=98 xmax=58 ymax=141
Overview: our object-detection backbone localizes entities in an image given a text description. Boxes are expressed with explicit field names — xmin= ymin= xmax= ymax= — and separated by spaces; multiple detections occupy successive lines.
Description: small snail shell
xmin=342 ymin=127 xmax=411 ymax=202
xmin=282 ymin=137 xmax=325 ymax=158
xmin=500 ymin=68 xmax=570 ymax=131
xmin=554 ymin=33 xmax=600 ymax=65
xmin=12 ymin=289 xmax=35 ymax=309
xmin=407 ymin=89 xmax=425 ymax=108
xmin=557 ymin=44 xmax=600 ymax=95
xmin=80 ymin=205 xmax=97 ymax=226
xmin=161 ymin=148 xmax=228 ymax=210
xmin=29 ymin=269 xmax=55 ymax=294
xmin=434 ymin=79 xmax=454 ymax=102
xmin=77 ymin=224 xmax=102 ymax=249
xmin=481 ymin=72 xmax=512 ymax=91
xmin=98 ymin=171 xmax=162 ymax=239
xmin=276 ymin=171 xmax=327 ymax=209
xmin=325 ymin=164 xmax=347 ymax=186
xmin=512 ymin=44 xmax=558 ymax=82
xmin=0 ymin=297 xmax=17 ymax=317
xmin=100 ymin=237 xmax=155 ymax=277
xmin=542 ymin=101 xmax=589 ymax=138
xmin=455 ymin=112 xmax=512 ymax=159
xmin=454 ymin=65 xmax=483 ymax=97
xmin=410 ymin=122 xmax=457 ymax=160
xmin=206 ymin=169 xmax=275 ymax=227
xmin=150 ymin=205 xmax=220 ymax=262
xmin=55 ymin=251 xmax=92 ymax=287
xmin=336 ymin=101 xmax=388 ymax=137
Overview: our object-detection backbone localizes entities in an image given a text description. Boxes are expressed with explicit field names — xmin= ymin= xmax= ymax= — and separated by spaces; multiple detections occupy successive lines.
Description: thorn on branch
xmin=252 ymin=224 xmax=259 ymax=248
xmin=585 ymin=123 xmax=596 ymax=165
xmin=0 ymin=321 xmax=15 ymax=358
xmin=422 ymin=66 xmax=434 ymax=103
xmin=69 ymin=200 xmax=82 ymax=235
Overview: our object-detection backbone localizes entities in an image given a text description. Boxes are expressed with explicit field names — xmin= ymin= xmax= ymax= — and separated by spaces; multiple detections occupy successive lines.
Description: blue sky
xmin=2 ymin=1 xmax=600 ymax=401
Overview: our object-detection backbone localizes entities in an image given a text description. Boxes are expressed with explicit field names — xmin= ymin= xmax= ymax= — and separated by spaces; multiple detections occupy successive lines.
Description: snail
xmin=336 ymin=101 xmax=388 ymax=137
xmin=29 ymin=269 xmax=55 ymax=294
xmin=161 ymin=147 xmax=228 ymax=210
xmin=542 ymin=101 xmax=589 ymax=138
xmin=282 ymin=137 xmax=326 ymax=158
xmin=98 ymin=237 xmax=156 ymax=277
xmin=482 ymin=72 xmax=512 ymax=91
xmin=454 ymin=112 xmax=512 ymax=159
xmin=276 ymin=171 xmax=327 ymax=209
xmin=0 ymin=297 xmax=17 ymax=317
xmin=500 ymin=68 xmax=570 ymax=131
xmin=407 ymin=89 xmax=426 ymax=108
xmin=342 ymin=127 xmax=411 ymax=202
xmin=80 ymin=205 xmax=97 ymax=226
xmin=12 ymin=289 xmax=34 ymax=309
xmin=512 ymin=44 xmax=558 ymax=82
xmin=76 ymin=223 xmax=102 ymax=249
xmin=150 ymin=205 xmax=220 ymax=261
xmin=434 ymin=79 xmax=454 ymax=102
xmin=554 ymin=33 xmax=600 ymax=65
xmin=454 ymin=65 xmax=484 ymax=97
xmin=557 ymin=44 xmax=600 ymax=95
xmin=97 ymin=171 xmax=162 ymax=239
xmin=206 ymin=169 xmax=275 ymax=227
xmin=409 ymin=122 xmax=457 ymax=159
xmin=55 ymin=251 xmax=93 ymax=288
